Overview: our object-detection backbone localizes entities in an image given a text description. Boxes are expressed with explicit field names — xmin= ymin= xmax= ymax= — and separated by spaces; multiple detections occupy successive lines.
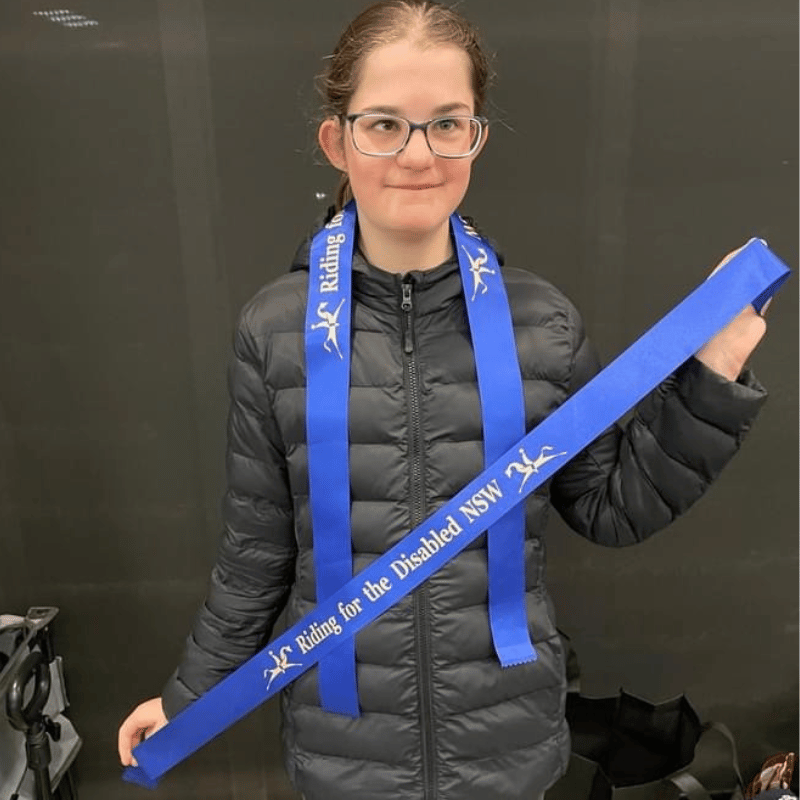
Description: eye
xmin=431 ymin=117 xmax=467 ymax=135
xmin=368 ymin=116 xmax=402 ymax=133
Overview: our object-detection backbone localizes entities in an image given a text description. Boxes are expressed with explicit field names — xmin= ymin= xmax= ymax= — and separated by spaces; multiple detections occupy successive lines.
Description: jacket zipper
xmin=401 ymin=279 xmax=437 ymax=800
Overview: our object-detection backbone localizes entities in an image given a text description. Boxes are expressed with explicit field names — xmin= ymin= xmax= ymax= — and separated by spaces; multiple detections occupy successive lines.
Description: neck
xmin=357 ymin=219 xmax=453 ymax=274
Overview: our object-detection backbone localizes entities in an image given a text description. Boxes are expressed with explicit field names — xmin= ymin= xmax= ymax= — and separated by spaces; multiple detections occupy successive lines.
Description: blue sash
xmin=304 ymin=202 xmax=359 ymax=715
xmin=452 ymin=216 xmax=536 ymax=667
xmin=306 ymin=205 xmax=535 ymax=716
xmin=123 ymin=236 xmax=789 ymax=789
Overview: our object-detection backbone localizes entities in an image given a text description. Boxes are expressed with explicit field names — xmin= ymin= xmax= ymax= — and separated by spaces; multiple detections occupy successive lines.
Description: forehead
xmin=350 ymin=39 xmax=474 ymax=114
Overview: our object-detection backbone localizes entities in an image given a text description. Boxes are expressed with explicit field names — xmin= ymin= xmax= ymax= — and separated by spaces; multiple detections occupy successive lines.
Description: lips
xmin=393 ymin=183 xmax=441 ymax=190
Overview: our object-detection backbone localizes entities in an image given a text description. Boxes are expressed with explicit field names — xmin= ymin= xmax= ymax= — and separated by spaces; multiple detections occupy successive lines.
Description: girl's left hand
xmin=694 ymin=245 xmax=770 ymax=381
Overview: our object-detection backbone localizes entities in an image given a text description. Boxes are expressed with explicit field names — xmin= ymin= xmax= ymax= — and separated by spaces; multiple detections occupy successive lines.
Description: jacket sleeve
xmin=549 ymin=300 xmax=768 ymax=546
xmin=161 ymin=314 xmax=297 ymax=719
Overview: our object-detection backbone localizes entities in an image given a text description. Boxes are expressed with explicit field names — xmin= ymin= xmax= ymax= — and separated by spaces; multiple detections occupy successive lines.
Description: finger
xmin=708 ymin=244 xmax=747 ymax=278
xmin=118 ymin=717 xmax=148 ymax=767
xmin=127 ymin=728 xmax=151 ymax=767
xmin=118 ymin=717 xmax=135 ymax=765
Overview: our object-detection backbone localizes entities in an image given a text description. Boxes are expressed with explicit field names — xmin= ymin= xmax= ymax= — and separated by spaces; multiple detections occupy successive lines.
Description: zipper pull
xmin=401 ymin=282 xmax=413 ymax=312
xmin=401 ymin=282 xmax=413 ymax=354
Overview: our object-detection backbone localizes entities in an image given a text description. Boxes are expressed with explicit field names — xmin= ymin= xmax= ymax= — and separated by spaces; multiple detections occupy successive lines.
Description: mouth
xmin=391 ymin=183 xmax=442 ymax=191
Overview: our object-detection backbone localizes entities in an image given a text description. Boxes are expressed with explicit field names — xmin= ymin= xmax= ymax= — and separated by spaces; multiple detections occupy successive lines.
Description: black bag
xmin=546 ymin=636 xmax=745 ymax=800
xmin=547 ymin=689 xmax=745 ymax=800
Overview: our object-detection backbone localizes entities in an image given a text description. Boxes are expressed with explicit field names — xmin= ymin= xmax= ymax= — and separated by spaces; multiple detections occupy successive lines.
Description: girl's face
xmin=320 ymin=39 xmax=486 ymax=248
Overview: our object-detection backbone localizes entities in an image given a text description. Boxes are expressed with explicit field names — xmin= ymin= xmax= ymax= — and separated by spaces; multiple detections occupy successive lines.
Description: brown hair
xmin=317 ymin=0 xmax=492 ymax=210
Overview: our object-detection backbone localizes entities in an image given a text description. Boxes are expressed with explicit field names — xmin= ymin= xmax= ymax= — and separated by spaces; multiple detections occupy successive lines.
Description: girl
xmin=118 ymin=2 xmax=770 ymax=798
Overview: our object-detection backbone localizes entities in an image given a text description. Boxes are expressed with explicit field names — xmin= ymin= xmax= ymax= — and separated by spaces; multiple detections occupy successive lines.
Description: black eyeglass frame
xmin=343 ymin=113 xmax=489 ymax=158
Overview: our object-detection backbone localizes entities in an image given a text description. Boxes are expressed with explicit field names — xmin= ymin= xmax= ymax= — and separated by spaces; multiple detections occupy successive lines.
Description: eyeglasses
xmin=344 ymin=113 xmax=488 ymax=158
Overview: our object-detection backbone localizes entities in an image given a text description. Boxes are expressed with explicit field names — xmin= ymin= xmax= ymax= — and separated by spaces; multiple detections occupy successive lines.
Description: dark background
xmin=0 ymin=1 xmax=797 ymax=798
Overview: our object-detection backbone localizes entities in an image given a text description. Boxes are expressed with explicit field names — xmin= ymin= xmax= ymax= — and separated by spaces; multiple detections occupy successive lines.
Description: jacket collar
xmin=290 ymin=206 xmax=503 ymax=317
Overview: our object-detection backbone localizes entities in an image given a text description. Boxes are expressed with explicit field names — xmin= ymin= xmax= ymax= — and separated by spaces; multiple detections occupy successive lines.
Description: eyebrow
xmin=356 ymin=102 xmax=472 ymax=116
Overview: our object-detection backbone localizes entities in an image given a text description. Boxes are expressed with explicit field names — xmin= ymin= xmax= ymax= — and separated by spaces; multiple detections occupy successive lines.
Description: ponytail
xmin=335 ymin=173 xmax=353 ymax=212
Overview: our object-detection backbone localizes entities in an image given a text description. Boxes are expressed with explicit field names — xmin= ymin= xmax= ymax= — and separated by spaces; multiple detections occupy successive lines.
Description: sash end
xmin=498 ymin=646 xmax=538 ymax=668
xmin=322 ymin=703 xmax=362 ymax=718
xmin=122 ymin=765 xmax=161 ymax=790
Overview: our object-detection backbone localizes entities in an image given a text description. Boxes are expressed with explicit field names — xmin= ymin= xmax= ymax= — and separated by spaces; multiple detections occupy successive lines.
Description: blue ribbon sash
xmin=123 ymin=236 xmax=789 ymax=789
xmin=452 ymin=215 xmax=536 ymax=667
xmin=304 ymin=202 xmax=359 ymax=715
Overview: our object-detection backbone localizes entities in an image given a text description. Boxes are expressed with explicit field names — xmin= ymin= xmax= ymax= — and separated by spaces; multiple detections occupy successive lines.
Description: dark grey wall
xmin=0 ymin=1 xmax=796 ymax=798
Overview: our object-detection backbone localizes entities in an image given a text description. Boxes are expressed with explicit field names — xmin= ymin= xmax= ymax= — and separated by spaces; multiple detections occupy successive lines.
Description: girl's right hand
xmin=118 ymin=697 xmax=167 ymax=767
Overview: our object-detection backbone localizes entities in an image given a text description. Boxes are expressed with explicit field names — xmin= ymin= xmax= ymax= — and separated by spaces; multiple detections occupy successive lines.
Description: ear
xmin=319 ymin=117 xmax=348 ymax=172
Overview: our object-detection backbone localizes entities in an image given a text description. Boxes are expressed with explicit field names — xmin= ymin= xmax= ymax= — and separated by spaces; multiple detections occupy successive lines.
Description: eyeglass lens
xmin=352 ymin=115 xmax=481 ymax=156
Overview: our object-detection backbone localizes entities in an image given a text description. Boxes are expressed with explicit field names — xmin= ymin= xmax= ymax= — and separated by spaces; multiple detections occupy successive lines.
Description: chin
xmin=390 ymin=214 xmax=448 ymax=239
xmin=387 ymin=198 xmax=453 ymax=230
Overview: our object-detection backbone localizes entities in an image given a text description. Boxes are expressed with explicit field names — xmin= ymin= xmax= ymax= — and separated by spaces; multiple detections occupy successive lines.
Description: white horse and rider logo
xmin=461 ymin=245 xmax=496 ymax=301
xmin=505 ymin=446 xmax=568 ymax=492
xmin=263 ymin=646 xmax=301 ymax=691
xmin=310 ymin=299 xmax=346 ymax=359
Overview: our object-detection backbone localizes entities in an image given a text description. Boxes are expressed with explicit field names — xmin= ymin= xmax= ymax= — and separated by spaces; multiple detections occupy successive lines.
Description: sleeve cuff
xmin=675 ymin=356 xmax=767 ymax=434
xmin=161 ymin=669 xmax=199 ymax=721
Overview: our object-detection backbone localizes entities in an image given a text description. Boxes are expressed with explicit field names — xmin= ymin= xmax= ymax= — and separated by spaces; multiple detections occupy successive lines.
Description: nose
xmin=397 ymin=127 xmax=435 ymax=166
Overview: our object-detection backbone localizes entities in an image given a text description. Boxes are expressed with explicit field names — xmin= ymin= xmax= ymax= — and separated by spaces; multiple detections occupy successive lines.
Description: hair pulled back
xmin=318 ymin=0 xmax=491 ymax=210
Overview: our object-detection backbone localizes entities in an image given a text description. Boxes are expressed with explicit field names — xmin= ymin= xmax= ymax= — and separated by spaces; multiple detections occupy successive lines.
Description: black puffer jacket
xmin=162 ymin=218 xmax=766 ymax=800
